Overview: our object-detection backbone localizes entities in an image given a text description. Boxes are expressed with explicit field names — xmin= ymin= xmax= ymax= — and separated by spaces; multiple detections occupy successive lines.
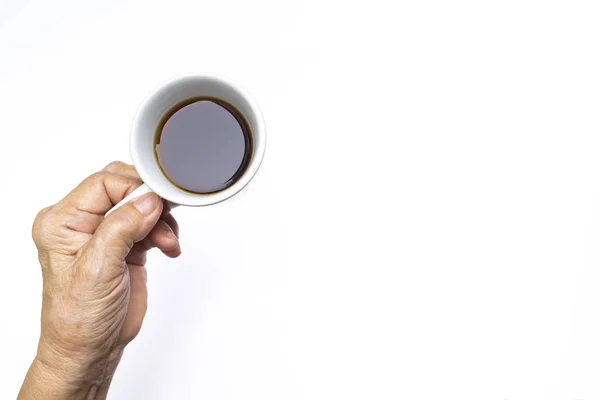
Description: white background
xmin=1 ymin=0 xmax=599 ymax=399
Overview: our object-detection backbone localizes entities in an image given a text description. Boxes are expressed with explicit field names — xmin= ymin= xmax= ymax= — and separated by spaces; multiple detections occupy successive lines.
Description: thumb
xmin=88 ymin=192 xmax=163 ymax=263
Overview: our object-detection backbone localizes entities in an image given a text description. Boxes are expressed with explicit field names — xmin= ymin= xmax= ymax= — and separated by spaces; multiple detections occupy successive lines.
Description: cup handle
xmin=106 ymin=183 xmax=178 ymax=215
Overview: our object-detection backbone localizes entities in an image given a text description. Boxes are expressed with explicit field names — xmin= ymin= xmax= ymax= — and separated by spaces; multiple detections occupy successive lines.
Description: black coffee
xmin=155 ymin=97 xmax=252 ymax=194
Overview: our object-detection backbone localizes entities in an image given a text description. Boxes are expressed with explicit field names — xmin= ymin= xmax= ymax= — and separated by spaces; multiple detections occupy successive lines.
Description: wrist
xmin=36 ymin=335 xmax=118 ymax=381
xmin=20 ymin=339 xmax=124 ymax=400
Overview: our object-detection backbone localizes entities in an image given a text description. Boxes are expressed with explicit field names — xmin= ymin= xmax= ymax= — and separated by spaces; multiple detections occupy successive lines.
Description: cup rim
xmin=130 ymin=73 xmax=266 ymax=206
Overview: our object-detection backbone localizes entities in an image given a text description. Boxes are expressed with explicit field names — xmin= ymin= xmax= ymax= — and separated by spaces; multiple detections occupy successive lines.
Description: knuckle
xmin=90 ymin=171 xmax=110 ymax=181
xmin=32 ymin=206 xmax=53 ymax=245
xmin=103 ymin=160 xmax=128 ymax=172
xmin=86 ymin=171 xmax=111 ymax=186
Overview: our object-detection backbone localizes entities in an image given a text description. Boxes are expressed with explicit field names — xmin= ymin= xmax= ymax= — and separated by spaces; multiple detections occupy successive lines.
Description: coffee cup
xmin=110 ymin=74 xmax=266 ymax=213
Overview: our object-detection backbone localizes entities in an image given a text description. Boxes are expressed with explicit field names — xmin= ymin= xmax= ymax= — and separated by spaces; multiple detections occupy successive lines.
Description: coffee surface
xmin=155 ymin=98 xmax=251 ymax=194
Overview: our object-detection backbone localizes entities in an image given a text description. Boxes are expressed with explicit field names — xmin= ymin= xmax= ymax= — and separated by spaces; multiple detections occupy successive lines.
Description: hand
xmin=19 ymin=161 xmax=181 ymax=400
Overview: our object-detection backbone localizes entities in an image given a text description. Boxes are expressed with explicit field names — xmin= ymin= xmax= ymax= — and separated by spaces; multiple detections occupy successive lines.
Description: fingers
xmin=56 ymin=171 xmax=143 ymax=216
xmin=150 ymin=219 xmax=181 ymax=258
xmin=86 ymin=192 xmax=163 ymax=265
xmin=52 ymin=171 xmax=143 ymax=238
xmin=102 ymin=161 xmax=141 ymax=182
xmin=128 ymin=213 xmax=181 ymax=260
xmin=35 ymin=161 xmax=181 ymax=267
xmin=161 ymin=213 xmax=180 ymax=238
xmin=48 ymin=162 xmax=143 ymax=236
xmin=158 ymin=213 xmax=181 ymax=258
xmin=61 ymin=161 xmax=142 ymax=217
xmin=32 ymin=163 xmax=144 ymax=255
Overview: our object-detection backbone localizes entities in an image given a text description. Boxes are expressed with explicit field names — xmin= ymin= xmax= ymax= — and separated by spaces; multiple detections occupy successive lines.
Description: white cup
xmin=110 ymin=74 xmax=266 ymax=212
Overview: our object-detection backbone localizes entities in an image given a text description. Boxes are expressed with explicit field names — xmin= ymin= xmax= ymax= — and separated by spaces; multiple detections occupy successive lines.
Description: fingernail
xmin=134 ymin=193 xmax=158 ymax=216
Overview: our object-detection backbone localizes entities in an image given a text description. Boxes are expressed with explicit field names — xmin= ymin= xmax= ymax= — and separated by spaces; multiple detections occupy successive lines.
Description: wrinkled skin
xmin=19 ymin=162 xmax=181 ymax=400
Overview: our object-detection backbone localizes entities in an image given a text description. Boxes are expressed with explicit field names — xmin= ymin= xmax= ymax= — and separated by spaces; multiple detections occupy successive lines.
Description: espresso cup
xmin=110 ymin=74 xmax=266 ymax=212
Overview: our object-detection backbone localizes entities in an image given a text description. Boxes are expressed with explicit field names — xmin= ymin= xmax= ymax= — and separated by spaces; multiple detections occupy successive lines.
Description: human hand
xmin=19 ymin=161 xmax=181 ymax=400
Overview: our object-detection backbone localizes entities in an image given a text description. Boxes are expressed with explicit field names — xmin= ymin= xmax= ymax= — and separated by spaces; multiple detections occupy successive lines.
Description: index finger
xmin=56 ymin=171 xmax=143 ymax=216
xmin=102 ymin=161 xmax=142 ymax=181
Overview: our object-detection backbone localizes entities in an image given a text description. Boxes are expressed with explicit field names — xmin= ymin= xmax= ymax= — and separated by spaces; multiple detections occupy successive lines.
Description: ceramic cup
xmin=110 ymin=74 xmax=266 ymax=213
